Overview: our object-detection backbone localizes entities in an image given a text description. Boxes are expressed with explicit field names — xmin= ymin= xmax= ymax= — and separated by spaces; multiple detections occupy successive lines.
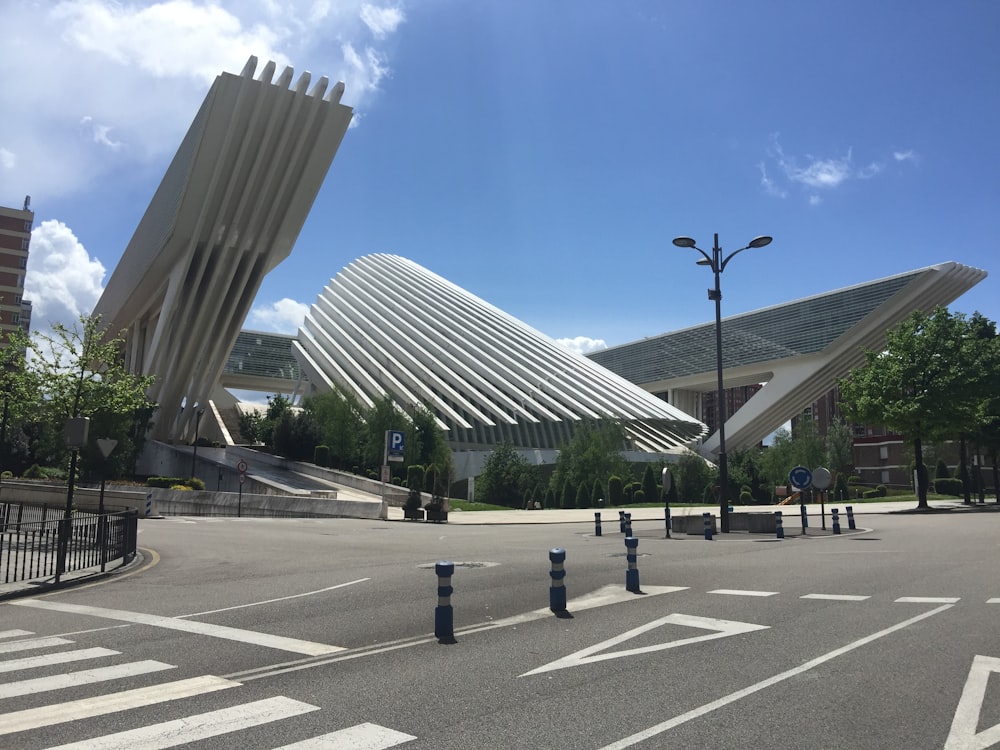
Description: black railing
xmin=1 ymin=503 xmax=138 ymax=585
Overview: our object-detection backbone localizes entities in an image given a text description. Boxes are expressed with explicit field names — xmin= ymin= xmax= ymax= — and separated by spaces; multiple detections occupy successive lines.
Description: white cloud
xmin=361 ymin=4 xmax=405 ymax=38
xmin=0 ymin=0 xmax=405 ymax=200
xmin=248 ymin=298 xmax=310 ymax=333
xmin=762 ymin=135 xmax=908 ymax=202
xmin=894 ymin=150 xmax=916 ymax=162
xmin=24 ymin=220 xmax=106 ymax=332
xmin=557 ymin=336 xmax=607 ymax=355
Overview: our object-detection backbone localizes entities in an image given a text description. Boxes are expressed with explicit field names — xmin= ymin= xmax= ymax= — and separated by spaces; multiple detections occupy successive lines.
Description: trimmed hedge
xmin=934 ymin=477 xmax=964 ymax=497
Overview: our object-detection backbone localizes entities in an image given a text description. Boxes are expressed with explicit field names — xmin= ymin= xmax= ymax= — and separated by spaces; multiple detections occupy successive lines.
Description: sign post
xmin=812 ymin=467 xmax=832 ymax=530
xmin=789 ymin=466 xmax=812 ymax=535
xmin=237 ymin=460 xmax=248 ymax=517
xmin=381 ymin=430 xmax=405 ymax=520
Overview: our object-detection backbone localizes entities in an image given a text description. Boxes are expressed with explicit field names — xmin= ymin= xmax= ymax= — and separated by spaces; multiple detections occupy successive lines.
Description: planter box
xmin=670 ymin=515 xmax=717 ymax=535
xmin=425 ymin=508 xmax=448 ymax=523
xmin=403 ymin=507 xmax=425 ymax=521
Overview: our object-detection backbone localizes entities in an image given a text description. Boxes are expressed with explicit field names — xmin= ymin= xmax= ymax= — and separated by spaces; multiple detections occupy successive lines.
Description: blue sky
xmin=1 ymin=0 xmax=998 ymax=355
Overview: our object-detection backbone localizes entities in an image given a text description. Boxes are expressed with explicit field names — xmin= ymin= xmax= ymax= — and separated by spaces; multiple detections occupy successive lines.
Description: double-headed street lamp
xmin=672 ymin=232 xmax=772 ymax=533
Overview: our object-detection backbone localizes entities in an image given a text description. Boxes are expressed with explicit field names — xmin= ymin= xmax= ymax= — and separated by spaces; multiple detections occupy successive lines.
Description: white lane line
xmin=599 ymin=603 xmax=954 ymax=750
xmin=274 ymin=722 xmax=417 ymax=749
xmin=0 ymin=636 xmax=74 ymax=655
xmin=179 ymin=579 xmax=371 ymax=618
xmin=0 ymin=675 xmax=238 ymax=736
xmin=896 ymin=597 xmax=961 ymax=604
xmin=0 ymin=630 xmax=34 ymax=640
xmin=0 ymin=648 xmax=120 ymax=675
xmin=11 ymin=600 xmax=345 ymax=656
xmin=987 ymin=598 xmax=1000 ymax=604
xmin=801 ymin=594 xmax=871 ymax=601
xmin=41 ymin=695 xmax=318 ymax=750
xmin=0 ymin=660 xmax=175 ymax=699
xmin=708 ymin=589 xmax=779 ymax=597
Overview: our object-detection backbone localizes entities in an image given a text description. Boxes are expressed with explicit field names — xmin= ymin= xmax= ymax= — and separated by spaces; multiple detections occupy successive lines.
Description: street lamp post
xmin=672 ymin=233 xmax=772 ymax=533
xmin=190 ymin=407 xmax=205 ymax=479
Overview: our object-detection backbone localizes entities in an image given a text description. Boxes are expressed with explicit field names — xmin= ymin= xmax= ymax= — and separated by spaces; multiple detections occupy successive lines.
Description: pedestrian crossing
xmin=0 ymin=630 xmax=417 ymax=749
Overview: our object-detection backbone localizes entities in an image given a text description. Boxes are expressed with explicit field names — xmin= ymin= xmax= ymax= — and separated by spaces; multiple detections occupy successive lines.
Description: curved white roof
xmin=293 ymin=254 xmax=707 ymax=452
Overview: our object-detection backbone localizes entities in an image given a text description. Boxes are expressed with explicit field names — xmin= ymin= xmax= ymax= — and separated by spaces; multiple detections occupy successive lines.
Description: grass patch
xmin=448 ymin=500 xmax=513 ymax=512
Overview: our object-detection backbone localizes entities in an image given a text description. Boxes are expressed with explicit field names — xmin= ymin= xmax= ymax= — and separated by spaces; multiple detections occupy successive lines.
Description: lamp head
xmin=672 ymin=236 xmax=697 ymax=248
xmin=747 ymin=235 xmax=772 ymax=249
xmin=696 ymin=258 xmax=712 ymax=266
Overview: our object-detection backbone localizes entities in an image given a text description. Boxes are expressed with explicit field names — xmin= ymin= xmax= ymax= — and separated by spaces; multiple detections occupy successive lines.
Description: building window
xmin=14 ymin=295 xmax=20 ymax=304
xmin=21 ymin=238 xmax=29 ymax=250
xmin=881 ymin=470 xmax=890 ymax=484
xmin=23 ymin=221 xmax=32 ymax=232
xmin=879 ymin=446 xmax=888 ymax=460
xmin=19 ymin=256 xmax=27 ymax=268
xmin=10 ymin=313 xmax=19 ymax=325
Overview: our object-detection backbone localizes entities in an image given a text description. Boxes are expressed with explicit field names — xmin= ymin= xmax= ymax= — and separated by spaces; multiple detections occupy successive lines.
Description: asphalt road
xmin=1 ymin=509 xmax=998 ymax=749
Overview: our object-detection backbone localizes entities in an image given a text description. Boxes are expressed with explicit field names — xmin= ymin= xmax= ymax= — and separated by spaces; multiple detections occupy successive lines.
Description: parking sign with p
xmin=387 ymin=430 xmax=405 ymax=462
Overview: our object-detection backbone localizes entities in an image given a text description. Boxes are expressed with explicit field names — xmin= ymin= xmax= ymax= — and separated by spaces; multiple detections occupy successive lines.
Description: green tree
xmin=677 ymin=450 xmax=712 ymax=504
xmin=839 ymin=307 xmax=996 ymax=508
xmin=360 ymin=394 xmax=408 ymax=471
xmin=608 ymin=475 xmax=624 ymax=506
xmin=640 ymin=465 xmax=659 ymax=505
xmin=550 ymin=420 xmax=629 ymax=503
xmin=825 ymin=418 xmax=855 ymax=478
xmin=575 ymin=481 xmax=590 ymax=509
xmin=476 ymin=441 xmax=533 ymax=508
xmin=591 ymin=478 xmax=604 ymax=507
xmin=22 ymin=316 xmax=156 ymax=480
xmin=304 ymin=385 xmax=363 ymax=469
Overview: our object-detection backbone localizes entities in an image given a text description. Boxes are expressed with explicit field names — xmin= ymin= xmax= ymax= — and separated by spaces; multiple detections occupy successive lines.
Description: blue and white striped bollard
xmin=800 ymin=503 xmax=808 ymax=533
xmin=775 ymin=510 xmax=784 ymax=539
xmin=625 ymin=536 xmax=640 ymax=593
xmin=594 ymin=512 xmax=602 ymax=537
xmin=703 ymin=512 xmax=713 ymax=541
xmin=665 ymin=506 xmax=672 ymax=539
xmin=435 ymin=560 xmax=455 ymax=643
xmin=619 ymin=510 xmax=626 ymax=534
xmin=846 ymin=505 xmax=856 ymax=530
xmin=624 ymin=512 xmax=633 ymax=538
xmin=549 ymin=548 xmax=567 ymax=612
xmin=832 ymin=508 xmax=841 ymax=534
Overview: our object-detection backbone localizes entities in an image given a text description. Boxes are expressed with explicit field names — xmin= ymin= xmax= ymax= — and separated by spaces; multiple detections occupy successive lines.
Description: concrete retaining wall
xmin=0 ymin=482 xmax=381 ymax=520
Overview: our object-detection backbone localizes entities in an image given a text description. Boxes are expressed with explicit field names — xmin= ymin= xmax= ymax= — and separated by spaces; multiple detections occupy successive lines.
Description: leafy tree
xmin=405 ymin=464 xmax=424 ymax=510
xmin=608 ymin=475 xmax=624 ymax=506
xmin=550 ymin=420 xmax=629 ymax=503
xmin=934 ymin=459 xmax=951 ymax=480
xmin=839 ymin=307 xmax=997 ymax=508
xmin=476 ymin=441 xmax=533 ymax=508
xmin=560 ymin=478 xmax=576 ymax=509
xmin=575 ymin=481 xmax=590 ymax=509
xmin=677 ymin=450 xmax=713 ymax=504
xmin=304 ymin=385 xmax=363 ymax=469
xmin=20 ymin=316 xmax=155 ymax=480
xmin=728 ymin=448 xmax=765 ymax=503
xmin=825 ymin=418 xmax=855 ymax=478
xmin=591 ymin=478 xmax=604 ymax=506
xmin=640 ymin=465 xmax=659 ymax=505
xmin=360 ymin=394 xmax=408 ymax=471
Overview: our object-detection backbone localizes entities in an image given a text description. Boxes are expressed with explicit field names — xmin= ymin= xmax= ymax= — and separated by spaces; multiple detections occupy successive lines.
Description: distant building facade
xmin=0 ymin=197 xmax=32 ymax=345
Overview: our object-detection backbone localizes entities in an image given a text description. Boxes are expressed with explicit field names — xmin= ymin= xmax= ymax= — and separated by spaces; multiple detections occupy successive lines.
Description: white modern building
xmin=92 ymin=56 xmax=353 ymax=443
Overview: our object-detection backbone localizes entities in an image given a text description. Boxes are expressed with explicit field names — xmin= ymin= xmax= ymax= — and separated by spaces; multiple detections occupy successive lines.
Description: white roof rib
xmin=296 ymin=254 xmax=707 ymax=452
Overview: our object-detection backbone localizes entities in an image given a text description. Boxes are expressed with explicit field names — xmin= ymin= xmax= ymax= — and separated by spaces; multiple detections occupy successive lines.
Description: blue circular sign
xmin=789 ymin=465 xmax=813 ymax=489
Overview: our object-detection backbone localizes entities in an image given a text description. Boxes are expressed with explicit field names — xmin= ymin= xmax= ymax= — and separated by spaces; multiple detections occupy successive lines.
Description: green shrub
xmin=23 ymin=464 xmax=45 ymax=479
xmin=632 ymin=489 xmax=645 ymax=504
xmin=575 ymin=482 xmax=590 ymax=509
xmin=148 ymin=476 xmax=187 ymax=488
xmin=608 ymin=476 xmax=624 ymax=506
xmin=1 ymin=470 xmax=11 ymax=480
xmin=405 ymin=465 xmax=424 ymax=510
xmin=186 ymin=477 xmax=205 ymax=491
xmin=876 ymin=484 xmax=887 ymax=497
xmin=170 ymin=484 xmax=192 ymax=491
xmin=314 ymin=445 xmax=331 ymax=467
xmin=935 ymin=459 xmax=951 ymax=479
xmin=739 ymin=490 xmax=753 ymax=505
xmin=862 ymin=489 xmax=879 ymax=499
xmin=934 ymin=477 xmax=964 ymax=497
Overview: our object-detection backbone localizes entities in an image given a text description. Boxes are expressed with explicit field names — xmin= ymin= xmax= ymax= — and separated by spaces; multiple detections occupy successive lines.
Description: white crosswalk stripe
xmin=0 ymin=660 xmax=175 ymax=699
xmin=0 ymin=636 xmax=417 ymax=748
xmin=0 ymin=647 xmax=120 ymax=674
xmin=274 ymin=722 xmax=417 ymax=749
xmin=40 ymin=695 xmax=320 ymax=749
xmin=0 ymin=675 xmax=239 ymax=736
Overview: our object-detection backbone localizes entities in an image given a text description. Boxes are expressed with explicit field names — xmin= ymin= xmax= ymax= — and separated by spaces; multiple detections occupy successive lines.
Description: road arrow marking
xmin=521 ymin=614 xmax=769 ymax=676
xmin=944 ymin=654 xmax=1000 ymax=750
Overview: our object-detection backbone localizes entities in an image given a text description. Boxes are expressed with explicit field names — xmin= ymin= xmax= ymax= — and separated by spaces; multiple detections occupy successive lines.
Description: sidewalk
xmin=387 ymin=498 xmax=993 ymax=525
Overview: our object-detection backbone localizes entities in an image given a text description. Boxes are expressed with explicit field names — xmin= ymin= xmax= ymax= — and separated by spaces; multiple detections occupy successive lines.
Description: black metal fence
xmin=1 ymin=502 xmax=138 ymax=585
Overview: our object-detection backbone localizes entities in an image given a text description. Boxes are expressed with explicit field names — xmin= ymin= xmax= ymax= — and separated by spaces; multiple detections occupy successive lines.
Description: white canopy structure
xmin=92 ymin=56 xmax=353 ymax=442
xmin=293 ymin=254 xmax=708 ymax=454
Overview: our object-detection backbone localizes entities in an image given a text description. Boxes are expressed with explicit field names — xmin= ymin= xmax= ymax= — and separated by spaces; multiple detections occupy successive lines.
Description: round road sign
xmin=237 ymin=460 xmax=248 ymax=473
xmin=812 ymin=467 xmax=832 ymax=490
xmin=789 ymin=465 xmax=813 ymax=490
